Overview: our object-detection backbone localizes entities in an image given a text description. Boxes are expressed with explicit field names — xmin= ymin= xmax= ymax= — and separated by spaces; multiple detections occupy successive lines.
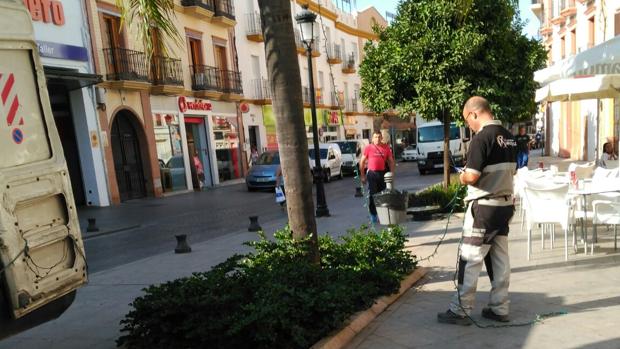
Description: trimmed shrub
xmin=408 ymin=177 xmax=467 ymax=213
xmin=117 ymin=226 xmax=416 ymax=349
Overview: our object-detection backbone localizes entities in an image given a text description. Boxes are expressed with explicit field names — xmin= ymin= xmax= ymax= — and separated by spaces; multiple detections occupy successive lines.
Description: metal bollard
xmin=354 ymin=186 xmax=363 ymax=197
xmin=248 ymin=216 xmax=262 ymax=232
xmin=174 ymin=234 xmax=192 ymax=254
xmin=86 ymin=218 xmax=99 ymax=232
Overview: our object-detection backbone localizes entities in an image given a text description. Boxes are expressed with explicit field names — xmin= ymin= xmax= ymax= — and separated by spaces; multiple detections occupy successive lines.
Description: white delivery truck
xmin=415 ymin=116 xmax=469 ymax=175
xmin=0 ymin=0 xmax=87 ymax=338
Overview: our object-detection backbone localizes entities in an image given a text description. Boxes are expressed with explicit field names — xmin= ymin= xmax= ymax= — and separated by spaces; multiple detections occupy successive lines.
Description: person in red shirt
xmin=359 ymin=131 xmax=396 ymax=223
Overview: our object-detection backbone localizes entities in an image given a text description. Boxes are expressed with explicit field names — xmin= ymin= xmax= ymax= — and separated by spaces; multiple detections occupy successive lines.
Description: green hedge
xmin=117 ymin=226 xmax=417 ymax=349
xmin=408 ymin=178 xmax=467 ymax=213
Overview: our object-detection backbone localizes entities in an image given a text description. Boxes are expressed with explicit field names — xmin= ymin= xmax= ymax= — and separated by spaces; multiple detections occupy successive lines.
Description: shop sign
xmin=178 ymin=96 xmax=212 ymax=113
xmin=37 ymin=41 xmax=88 ymax=61
xmin=240 ymin=102 xmax=250 ymax=113
xmin=23 ymin=0 xmax=66 ymax=26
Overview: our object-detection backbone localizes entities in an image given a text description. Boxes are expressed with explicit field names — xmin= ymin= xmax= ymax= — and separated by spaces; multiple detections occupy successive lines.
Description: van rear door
xmin=0 ymin=0 xmax=87 ymax=326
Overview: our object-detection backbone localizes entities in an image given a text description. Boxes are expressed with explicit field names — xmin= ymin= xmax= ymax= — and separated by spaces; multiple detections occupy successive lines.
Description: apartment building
xmin=234 ymin=0 xmax=382 ymax=156
xmin=533 ymin=0 xmax=620 ymax=161
xmin=86 ymin=0 xmax=245 ymax=204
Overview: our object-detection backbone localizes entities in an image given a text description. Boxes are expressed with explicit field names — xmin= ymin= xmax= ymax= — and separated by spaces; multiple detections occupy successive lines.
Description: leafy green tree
xmin=359 ymin=0 xmax=546 ymax=186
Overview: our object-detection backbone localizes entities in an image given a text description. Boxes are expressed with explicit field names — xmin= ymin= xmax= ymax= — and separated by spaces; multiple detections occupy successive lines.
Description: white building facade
xmin=532 ymin=0 xmax=620 ymax=161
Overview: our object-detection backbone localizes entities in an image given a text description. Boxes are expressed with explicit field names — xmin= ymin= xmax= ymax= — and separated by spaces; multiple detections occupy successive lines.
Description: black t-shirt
xmin=515 ymin=134 xmax=530 ymax=153
xmin=465 ymin=121 xmax=518 ymax=201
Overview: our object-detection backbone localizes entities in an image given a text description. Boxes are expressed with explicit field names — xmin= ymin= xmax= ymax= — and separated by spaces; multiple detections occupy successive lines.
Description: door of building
xmin=48 ymin=83 xmax=86 ymax=205
xmin=185 ymin=119 xmax=213 ymax=188
xmin=111 ymin=111 xmax=146 ymax=201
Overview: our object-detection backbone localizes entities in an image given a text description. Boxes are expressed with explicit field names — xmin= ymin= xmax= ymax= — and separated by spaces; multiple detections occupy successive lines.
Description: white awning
xmin=535 ymin=75 xmax=620 ymax=102
xmin=535 ymin=36 xmax=620 ymax=86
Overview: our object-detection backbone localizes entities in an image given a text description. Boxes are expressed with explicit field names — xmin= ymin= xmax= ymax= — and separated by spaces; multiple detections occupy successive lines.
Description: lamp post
xmin=296 ymin=6 xmax=329 ymax=217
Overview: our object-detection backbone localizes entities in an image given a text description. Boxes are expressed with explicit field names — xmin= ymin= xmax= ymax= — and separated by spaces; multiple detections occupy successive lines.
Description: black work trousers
xmin=367 ymin=170 xmax=386 ymax=216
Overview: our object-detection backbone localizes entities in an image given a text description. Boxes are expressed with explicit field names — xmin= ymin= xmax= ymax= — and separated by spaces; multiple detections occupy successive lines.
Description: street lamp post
xmin=296 ymin=6 xmax=329 ymax=217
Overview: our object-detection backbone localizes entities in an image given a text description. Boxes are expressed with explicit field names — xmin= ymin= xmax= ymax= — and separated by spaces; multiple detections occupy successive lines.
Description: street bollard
xmin=174 ymin=234 xmax=192 ymax=254
xmin=354 ymin=186 xmax=363 ymax=197
xmin=248 ymin=216 xmax=262 ymax=232
xmin=86 ymin=218 xmax=99 ymax=232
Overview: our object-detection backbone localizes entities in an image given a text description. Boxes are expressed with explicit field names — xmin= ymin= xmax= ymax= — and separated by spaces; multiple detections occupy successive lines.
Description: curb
xmin=311 ymin=266 xmax=428 ymax=349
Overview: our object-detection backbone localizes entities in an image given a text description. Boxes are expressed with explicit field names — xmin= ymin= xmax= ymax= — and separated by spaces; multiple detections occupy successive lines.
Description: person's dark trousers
xmin=367 ymin=170 xmax=387 ymax=216
xmin=516 ymin=151 xmax=529 ymax=169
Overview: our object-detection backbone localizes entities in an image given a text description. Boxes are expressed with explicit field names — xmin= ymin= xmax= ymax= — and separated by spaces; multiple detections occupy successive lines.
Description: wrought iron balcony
xmin=181 ymin=0 xmax=214 ymax=11
xmin=103 ymin=47 xmax=150 ymax=82
xmin=250 ymin=78 xmax=271 ymax=100
xmin=151 ymin=56 xmax=183 ymax=86
xmin=246 ymin=12 xmax=261 ymax=36
xmin=345 ymin=98 xmax=359 ymax=113
xmin=327 ymin=43 xmax=343 ymax=64
xmin=342 ymin=53 xmax=356 ymax=73
xmin=220 ymin=69 xmax=243 ymax=94
xmin=190 ymin=65 xmax=221 ymax=91
xmin=214 ymin=0 xmax=235 ymax=20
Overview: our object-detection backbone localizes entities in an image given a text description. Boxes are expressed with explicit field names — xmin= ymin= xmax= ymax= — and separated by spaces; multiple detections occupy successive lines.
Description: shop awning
xmin=43 ymin=66 xmax=102 ymax=90
xmin=534 ymin=36 xmax=620 ymax=102
xmin=535 ymin=36 xmax=620 ymax=85
xmin=535 ymin=74 xmax=620 ymax=102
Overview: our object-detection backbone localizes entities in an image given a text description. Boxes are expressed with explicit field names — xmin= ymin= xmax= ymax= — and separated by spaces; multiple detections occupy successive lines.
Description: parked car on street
xmin=402 ymin=145 xmax=418 ymax=162
xmin=309 ymin=143 xmax=343 ymax=182
xmin=246 ymin=151 xmax=280 ymax=191
xmin=166 ymin=155 xmax=188 ymax=191
xmin=329 ymin=140 xmax=366 ymax=175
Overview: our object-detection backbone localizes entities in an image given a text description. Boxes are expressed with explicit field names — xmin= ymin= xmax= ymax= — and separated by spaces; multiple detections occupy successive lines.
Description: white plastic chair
xmin=567 ymin=162 xmax=596 ymax=180
xmin=592 ymin=200 xmax=620 ymax=251
xmin=523 ymin=181 xmax=573 ymax=261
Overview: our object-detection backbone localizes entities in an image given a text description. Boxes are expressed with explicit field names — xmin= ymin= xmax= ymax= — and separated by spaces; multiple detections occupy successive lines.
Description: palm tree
xmin=258 ymin=0 xmax=319 ymax=262
xmin=114 ymin=0 xmax=181 ymax=60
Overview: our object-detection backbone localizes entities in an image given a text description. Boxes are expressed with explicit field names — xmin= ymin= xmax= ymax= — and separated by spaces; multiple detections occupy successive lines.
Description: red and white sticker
xmin=1 ymin=73 xmax=25 ymax=144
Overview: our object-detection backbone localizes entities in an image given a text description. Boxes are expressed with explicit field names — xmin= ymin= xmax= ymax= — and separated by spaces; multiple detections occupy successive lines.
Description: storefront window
xmin=153 ymin=113 xmax=187 ymax=192
xmin=213 ymin=115 xmax=242 ymax=181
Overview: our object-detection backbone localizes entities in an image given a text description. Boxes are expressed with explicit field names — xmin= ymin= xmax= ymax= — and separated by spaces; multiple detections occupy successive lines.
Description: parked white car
xmin=402 ymin=145 xmax=418 ymax=162
xmin=329 ymin=140 xmax=367 ymax=175
xmin=309 ymin=143 xmax=343 ymax=182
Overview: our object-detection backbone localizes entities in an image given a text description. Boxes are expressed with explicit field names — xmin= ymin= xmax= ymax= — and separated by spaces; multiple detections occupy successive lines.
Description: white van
xmin=308 ymin=143 xmax=343 ymax=182
xmin=416 ymin=117 xmax=468 ymax=175
xmin=0 ymin=0 xmax=87 ymax=338
xmin=329 ymin=140 xmax=367 ymax=175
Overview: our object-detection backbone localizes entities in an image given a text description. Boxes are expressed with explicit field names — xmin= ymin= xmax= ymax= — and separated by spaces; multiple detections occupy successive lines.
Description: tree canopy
xmin=359 ymin=0 xmax=546 ymax=123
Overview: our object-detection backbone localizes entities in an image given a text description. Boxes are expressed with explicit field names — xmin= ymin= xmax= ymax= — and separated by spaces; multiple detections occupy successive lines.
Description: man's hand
xmin=459 ymin=170 xmax=480 ymax=185
xmin=360 ymin=174 xmax=367 ymax=184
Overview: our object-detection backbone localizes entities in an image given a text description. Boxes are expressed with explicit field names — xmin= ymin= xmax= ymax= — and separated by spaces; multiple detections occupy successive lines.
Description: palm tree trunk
xmin=442 ymin=109 xmax=451 ymax=188
xmin=258 ymin=0 xmax=319 ymax=262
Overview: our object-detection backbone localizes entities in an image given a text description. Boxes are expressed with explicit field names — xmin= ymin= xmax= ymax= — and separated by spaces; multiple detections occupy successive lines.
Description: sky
xmin=354 ymin=0 xmax=540 ymax=39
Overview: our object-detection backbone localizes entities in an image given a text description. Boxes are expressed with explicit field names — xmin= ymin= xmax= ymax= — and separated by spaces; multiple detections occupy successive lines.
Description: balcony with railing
xmin=294 ymin=28 xmax=320 ymax=57
xmin=342 ymin=53 xmax=356 ymax=74
xmin=103 ymin=47 xmax=151 ymax=89
xmin=151 ymin=56 xmax=184 ymax=94
xmin=327 ymin=43 xmax=343 ymax=64
xmin=530 ymin=0 xmax=542 ymax=20
xmin=245 ymin=12 xmax=263 ymax=42
xmin=220 ymin=69 xmax=243 ymax=95
xmin=180 ymin=0 xmax=214 ymax=19
xmin=190 ymin=65 xmax=221 ymax=93
xmin=249 ymin=78 xmax=271 ymax=103
xmin=213 ymin=0 xmax=235 ymax=26
xmin=560 ymin=0 xmax=576 ymax=17
xmin=345 ymin=98 xmax=359 ymax=114
xmin=301 ymin=87 xmax=324 ymax=106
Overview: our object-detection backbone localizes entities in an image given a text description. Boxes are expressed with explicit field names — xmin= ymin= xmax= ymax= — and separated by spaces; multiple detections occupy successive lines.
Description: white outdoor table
xmin=568 ymin=181 xmax=620 ymax=255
